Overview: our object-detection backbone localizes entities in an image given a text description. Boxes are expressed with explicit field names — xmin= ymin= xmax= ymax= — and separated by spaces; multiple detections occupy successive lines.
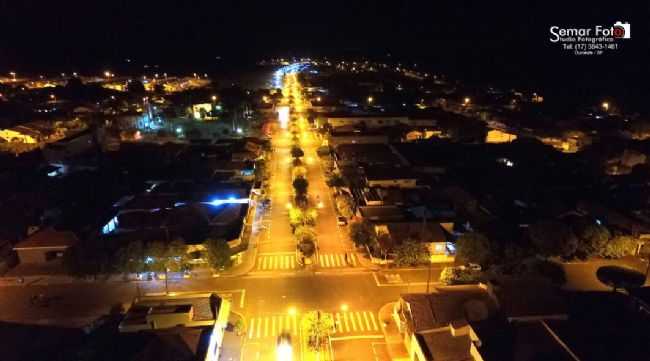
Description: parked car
xmin=336 ymin=216 xmax=347 ymax=226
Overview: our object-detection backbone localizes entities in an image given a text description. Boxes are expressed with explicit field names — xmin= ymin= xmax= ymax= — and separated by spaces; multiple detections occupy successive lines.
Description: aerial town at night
xmin=0 ymin=2 xmax=647 ymax=361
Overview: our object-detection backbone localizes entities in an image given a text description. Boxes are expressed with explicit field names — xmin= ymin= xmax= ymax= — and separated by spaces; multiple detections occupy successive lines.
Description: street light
xmin=288 ymin=307 xmax=297 ymax=316
xmin=464 ymin=97 xmax=471 ymax=106
xmin=211 ymin=95 xmax=217 ymax=102
xmin=367 ymin=96 xmax=374 ymax=104
xmin=602 ymin=102 xmax=610 ymax=112
xmin=340 ymin=303 xmax=349 ymax=312
xmin=9 ymin=72 xmax=16 ymax=81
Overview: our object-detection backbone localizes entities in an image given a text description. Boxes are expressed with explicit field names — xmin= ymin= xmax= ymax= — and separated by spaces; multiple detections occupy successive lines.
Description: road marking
xmin=356 ymin=312 xmax=365 ymax=331
xmin=350 ymin=311 xmax=357 ymax=331
xmin=290 ymin=257 xmax=295 ymax=268
xmin=336 ymin=313 xmax=343 ymax=333
xmin=272 ymin=316 xmax=276 ymax=337
xmin=343 ymin=312 xmax=350 ymax=331
xmin=264 ymin=317 xmax=269 ymax=338
xmin=363 ymin=312 xmax=372 ymax=331
xmin=350 ymin=254 xmax=357 ymax=266
xmin=256 ymin=317 xmax=261 ymax=338
xmin=248 ymin=318 xmax=255 ymax=339
xmin=369 ymin=312 xmax=378 ymax=331
xmin=278 ymin=316 xmax=283 ymax=333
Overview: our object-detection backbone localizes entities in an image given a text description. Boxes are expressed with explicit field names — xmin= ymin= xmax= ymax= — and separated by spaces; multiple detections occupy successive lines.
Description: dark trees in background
xmin=455 ymin=232 xmax=494 ymax=266
xmin=204 ymin=238 xmax=233 ymax=270
xmin=528 ymin=220 xmax=578 ymax=258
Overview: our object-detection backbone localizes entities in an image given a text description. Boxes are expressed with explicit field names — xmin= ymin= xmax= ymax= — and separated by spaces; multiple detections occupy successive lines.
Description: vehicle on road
xmin=337 ymin=216 xmax=347 ymax=226
xmin=277 ymin=331 xmax=292 ymax=361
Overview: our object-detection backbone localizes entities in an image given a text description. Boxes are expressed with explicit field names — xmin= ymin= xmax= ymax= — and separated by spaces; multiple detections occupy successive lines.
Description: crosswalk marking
xmin=369 ymin=312 xmax=378 ymax=330
xmin=256 ymin=255 xmax=298 ymax=271
xmin=333 ymin=311 xmax=381 ymax=335
xmin=363 ymin=312 xmax=371 ymax=330
xmin=350 ymin=312 xmax=357 ymax=331
xmin=248 ymin=311 xmax=378 ymax=340
xmin=264 ymin=317 xmax=269 ymax=337
xmin=356 ymin=312 xmax=365 ymax=331
xmin=248 ymin=314 xmax=300 ymax=339
xmin=272 ymin=316 xmax=276 ymax=337
xmin=336 ymin=313 xmax=343 ymax=332
xmin=317 ymin=253 xmax=359 ymax=268
xmin=248 ymin=318 xmax=255 ymax=339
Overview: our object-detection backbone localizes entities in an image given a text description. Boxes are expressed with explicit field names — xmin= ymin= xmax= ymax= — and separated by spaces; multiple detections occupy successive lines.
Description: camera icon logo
xmin=613 ymin=21 xmax=630 ymax=39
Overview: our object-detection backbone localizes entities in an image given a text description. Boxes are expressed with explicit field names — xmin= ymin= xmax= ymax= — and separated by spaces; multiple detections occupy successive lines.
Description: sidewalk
xmin=378 ymin=302 xmax=409 ymax=361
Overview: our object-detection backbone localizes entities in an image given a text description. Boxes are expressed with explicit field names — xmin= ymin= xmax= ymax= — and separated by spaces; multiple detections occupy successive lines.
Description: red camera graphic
xmin=612 ymin=21 xmax=630 ymax=39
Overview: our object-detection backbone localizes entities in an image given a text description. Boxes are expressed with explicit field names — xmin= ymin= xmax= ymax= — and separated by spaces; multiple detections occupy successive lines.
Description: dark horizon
xmin=1 ymin=2 xmax=647 ymax=106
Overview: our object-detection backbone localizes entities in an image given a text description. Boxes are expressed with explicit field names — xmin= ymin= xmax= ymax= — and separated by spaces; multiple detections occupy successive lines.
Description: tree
xmin=439 ymin=266 xmax=481 ymax=285
xmin=394 ymin=240 xmax=430 ymax=266
xmin=165 ymin=239 xmax=188 ymax=273
xmin=576 ymin=223 xmax=611 ymax=257
xmin=349 ymin=220 xmax=376 ymax=247
xmin=127 ymin=80 xmax=146 ymax=94
xmin=599 ymin=235 xmax=638 ymax=258
xmin=62 ymin=242 xmax=110 ymax=279
xmin=335 ymin=194 xmax=354 ymax=218
xmin=145 ymin=241 xmax=167 ymax=273
xmin=301 ymin=311 xmax=335 ymax=352
xmin=289 ymin=207 xmax=305 ymax=230
xmin=528 ymin=220 xmax=579 ymax=258
xmin=455 ymin=232 xmax=493 ymax=266
xmin=204 ymin=238 xmax=233 ymax=270
xmin=292 ymin=166 xmax=307 ymax=180
xmin=290 ymin=145 xmax=304 ymax=159
xmin=293 ymin=177 xmax=309 ymax=196
xmin=114 ymin=240 xmax=146 ymax=275
xmin=326 ymin=173 xmax=345 ymax=188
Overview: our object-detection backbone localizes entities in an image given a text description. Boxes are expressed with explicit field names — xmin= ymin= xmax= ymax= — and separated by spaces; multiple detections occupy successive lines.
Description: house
xmin=326 ymin=129 xmax=389 ymax=148
xmin=364 ymin=165 xmax=419 ymax=189
xmin=324 ymin=113 xmax=408 ymax=129
xmin=358 ymin=205 xmax=407 ymax=222
xmin=334 ymin=143 xmax=405 ymax=168
xmin=394 ymin=285 xmax=498 ymax=361
xmin=392 ymin=280 xmax=571 ymax=361
xmin=13 ymin=227 xmax=78 ymax=264
xmin=118 ymin=293 xmax=230 ymax=361
xmin=374 ymin=222 xmax=453 ymax=261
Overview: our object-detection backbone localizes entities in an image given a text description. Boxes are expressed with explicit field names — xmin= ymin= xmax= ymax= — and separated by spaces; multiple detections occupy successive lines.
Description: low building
xmin=327 ymin=130 xmax=389 ymax=148
xmin=324 ymin=113 xmax=408 ymax=129
xmin=375 ymin=222 xmax=453 ymax=261
xmin=334 ymin=143 xmax=405 ymax=168
xmin=394 ymin=285 xmax=498 ymax=361
xmin=364 ymin=165 xmax=419 ymax=189
xmin=13 ymin=227 xmax=78 ymax=264
xmin=119 ymin=293 xmax=230 ymax=361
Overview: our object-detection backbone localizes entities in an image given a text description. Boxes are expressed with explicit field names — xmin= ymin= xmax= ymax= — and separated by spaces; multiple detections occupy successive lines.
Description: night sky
xmin=0 ymin=1 xmax=647 ymax=99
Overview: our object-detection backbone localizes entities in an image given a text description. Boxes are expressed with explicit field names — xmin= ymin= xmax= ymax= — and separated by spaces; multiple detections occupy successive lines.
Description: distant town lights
xmin=602 ymin=102 xmax=610 ymax=112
